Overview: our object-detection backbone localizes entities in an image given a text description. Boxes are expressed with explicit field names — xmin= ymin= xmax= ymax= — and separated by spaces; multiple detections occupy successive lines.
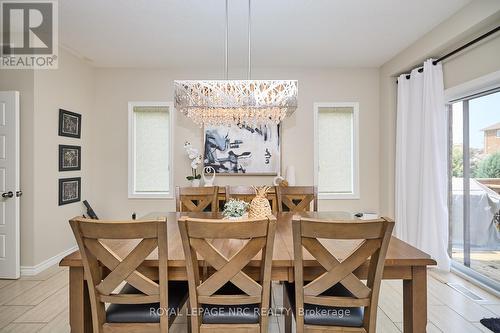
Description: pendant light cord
xmin=224 ymin=0 xmax=252 ymax=80
xmin=225 ymin=0 xmax=228 ymax=80
xmin=248 ymin=0 xmax=251 ymax=80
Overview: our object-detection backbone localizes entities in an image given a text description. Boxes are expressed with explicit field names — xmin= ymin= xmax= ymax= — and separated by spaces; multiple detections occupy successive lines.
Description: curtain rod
xmin=397 ymin=25 xmax=500 ymax=82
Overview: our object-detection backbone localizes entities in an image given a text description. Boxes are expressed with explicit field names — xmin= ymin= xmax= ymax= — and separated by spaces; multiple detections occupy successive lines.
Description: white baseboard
xmin=20 ymin=245 xmax=78 ymax=276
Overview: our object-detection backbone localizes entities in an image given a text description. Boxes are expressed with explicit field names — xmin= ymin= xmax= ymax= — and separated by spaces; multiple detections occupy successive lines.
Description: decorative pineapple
xmin=248 ymin=186 xmax=273 ymax=218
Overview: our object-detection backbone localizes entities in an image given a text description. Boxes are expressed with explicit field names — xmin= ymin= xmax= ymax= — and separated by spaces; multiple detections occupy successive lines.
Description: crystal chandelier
xmin=174 ymin=80 xmax=297 ymax=127
xmin=174 ymin=0 xmax=298 ymax=127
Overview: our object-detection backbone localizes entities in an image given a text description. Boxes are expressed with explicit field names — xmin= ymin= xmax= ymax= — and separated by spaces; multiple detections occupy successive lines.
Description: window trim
xmin=128 ymin=101 xmax=174 ymax=199
xmin=313 ymin=102 xmax=360 ymax=200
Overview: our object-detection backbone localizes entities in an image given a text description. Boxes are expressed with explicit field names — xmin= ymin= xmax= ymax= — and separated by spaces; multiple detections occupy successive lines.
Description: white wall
xmin=30 ymin=49 xmax=95 ymax=266
xmin=443 ymin=35 xmax=500 ymax=89
xmin=0 ymin=49 xmax=94 ymax=267
xmin=378 ymin=0 xmax=500 ymax=217
xmin=92 ymin=67 xmax=380 ymax=219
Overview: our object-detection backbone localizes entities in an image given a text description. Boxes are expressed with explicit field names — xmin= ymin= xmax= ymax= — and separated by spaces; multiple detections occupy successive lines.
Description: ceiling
xmin=59 ymin=0 xmax=471 ymax=69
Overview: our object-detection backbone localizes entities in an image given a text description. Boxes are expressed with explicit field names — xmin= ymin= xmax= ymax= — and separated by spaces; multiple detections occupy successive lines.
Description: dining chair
xmin=276 ymin=186 xmax=318 ymax=212
xmin=178 ymin=216 xmax=277 ymax=333
xmin=69 ymin=217 xmax=190 ymax=333
xmin=284 ymin=216 xmax=394 ymax=333
xmin=225 ymin=185 xmax=278 ymax=212
xmin=176 ymin=186 xmax=220 ymax=213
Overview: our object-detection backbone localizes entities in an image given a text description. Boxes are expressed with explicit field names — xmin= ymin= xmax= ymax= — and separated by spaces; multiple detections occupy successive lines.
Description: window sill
xmin=128 ymin=193 xmax=174 ymax=199
xmin=319 ymin=193 xmax=360 ymax=200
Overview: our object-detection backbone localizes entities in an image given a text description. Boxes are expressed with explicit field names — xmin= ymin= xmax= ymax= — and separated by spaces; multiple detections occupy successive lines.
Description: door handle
xmin=2 ymin=191 xmax=13 ymax=198
xmin=16 ymin=191 xmax=22 ymax=197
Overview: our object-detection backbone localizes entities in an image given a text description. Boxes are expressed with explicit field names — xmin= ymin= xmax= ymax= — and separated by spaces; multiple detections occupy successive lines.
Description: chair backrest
xmin=276 ymin=186 xmax=318 ymax=212
xmin=176 ymin=186 xmax=219 ymax=213
xmin=178 ymin=216 xmax=276 ymax=330
xmin=292 ymin=216 xmax=394 ymax=332
xmin=69 ymin=217 xmax=168 ymax=333
xmin=225 ymin=185 xmax=278 ymax=212
xmin=224 ymin=185 xmax=257 ymax=203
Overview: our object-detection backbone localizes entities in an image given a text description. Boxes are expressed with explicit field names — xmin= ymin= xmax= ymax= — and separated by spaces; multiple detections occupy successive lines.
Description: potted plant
xmin=184 ymin=142 xmax=202 ymax=187
xmin=223 ymin=199 xmax=249 ymax=220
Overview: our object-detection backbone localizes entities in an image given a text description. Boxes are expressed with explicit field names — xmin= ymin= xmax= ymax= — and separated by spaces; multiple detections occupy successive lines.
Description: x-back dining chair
xmin=69 ymin=217 xmax=189 ymax=333
xmin=284 ymin=216 xmax=394 ymax=333
xmin=225 ymin=185 xmax=278 ymax=212
xmin=276 ymin=186 xmax=318 ymax=212
xmin=178 ymin=216 xmax=277 ymax=333
xmin=176 ymin=186 xmax=220 ymax=213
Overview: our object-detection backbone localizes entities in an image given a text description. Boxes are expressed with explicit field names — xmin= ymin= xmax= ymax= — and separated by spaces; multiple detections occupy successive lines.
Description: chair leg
xmin=187 ymin=312 xmax=192 ymax=333
xmin=270 ymin=285 xmax=274 ymax=312
xmin=190 ymin=315 xmax=199 ymax=333
xmin=261 ymin=314 xmax=269 ymax=333
xmin=283 ymin=284 xmax=292 ymax=333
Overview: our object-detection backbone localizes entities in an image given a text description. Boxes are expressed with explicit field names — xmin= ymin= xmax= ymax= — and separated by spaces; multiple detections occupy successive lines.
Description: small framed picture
xmin=59 ymin=177 xmax=81 ymax=206
xmin=59 ymin=145 xmax=81 ymax=171
xmin=59 ymin=109 xmax=81 ymax=138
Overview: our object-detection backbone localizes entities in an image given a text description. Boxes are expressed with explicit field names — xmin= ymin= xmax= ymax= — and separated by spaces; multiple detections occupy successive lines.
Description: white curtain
xmin=395 ymin=59 xmax=450 ymax=270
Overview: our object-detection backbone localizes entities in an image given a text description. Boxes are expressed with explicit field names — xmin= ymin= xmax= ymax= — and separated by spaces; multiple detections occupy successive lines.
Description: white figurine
xmin=203 ymin=166 xmax=216 ymax=187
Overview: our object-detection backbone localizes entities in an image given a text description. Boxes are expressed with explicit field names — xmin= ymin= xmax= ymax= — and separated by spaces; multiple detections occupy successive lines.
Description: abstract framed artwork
xmin=59 ymin=177 xmax=81 ymax=206
xmin=59 ymin=145 xmax=81 ymax=171
xmin=203 ymin=124 xmax=280 ymax=175
xmin=59 ymin=109 xmax=81 ymax=138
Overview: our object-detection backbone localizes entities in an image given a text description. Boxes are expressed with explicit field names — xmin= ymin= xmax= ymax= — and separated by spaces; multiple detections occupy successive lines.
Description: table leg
xmin=283 ymin=284 xmax=292 ymax=333
xmin=403 ymin=266 xmax=427 ymax=333
xmin=69 ymin=267 xmax=92 ymax=333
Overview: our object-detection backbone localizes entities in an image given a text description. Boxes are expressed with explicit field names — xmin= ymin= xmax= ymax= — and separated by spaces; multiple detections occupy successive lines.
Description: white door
xmin=0 ymin=92 xmax=20 ymax=279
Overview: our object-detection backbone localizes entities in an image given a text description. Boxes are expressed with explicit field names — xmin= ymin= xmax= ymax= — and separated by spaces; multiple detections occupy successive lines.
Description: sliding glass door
xmin=449 ymin=89 xmax=500 ymax=290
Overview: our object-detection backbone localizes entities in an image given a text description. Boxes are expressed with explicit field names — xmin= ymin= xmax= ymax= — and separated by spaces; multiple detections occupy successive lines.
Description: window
xmin=447 ymin=85 xmax=500 ymax=290
xmin=128 ymin=102 xmax=173 ymax=198
xmin=314 ymin=102 xmax=359 ymax=199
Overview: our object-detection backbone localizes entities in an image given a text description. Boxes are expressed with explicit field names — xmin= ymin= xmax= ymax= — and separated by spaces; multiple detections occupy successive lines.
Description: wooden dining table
xmin=60 ymin=211 xmax=436 ymax=333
